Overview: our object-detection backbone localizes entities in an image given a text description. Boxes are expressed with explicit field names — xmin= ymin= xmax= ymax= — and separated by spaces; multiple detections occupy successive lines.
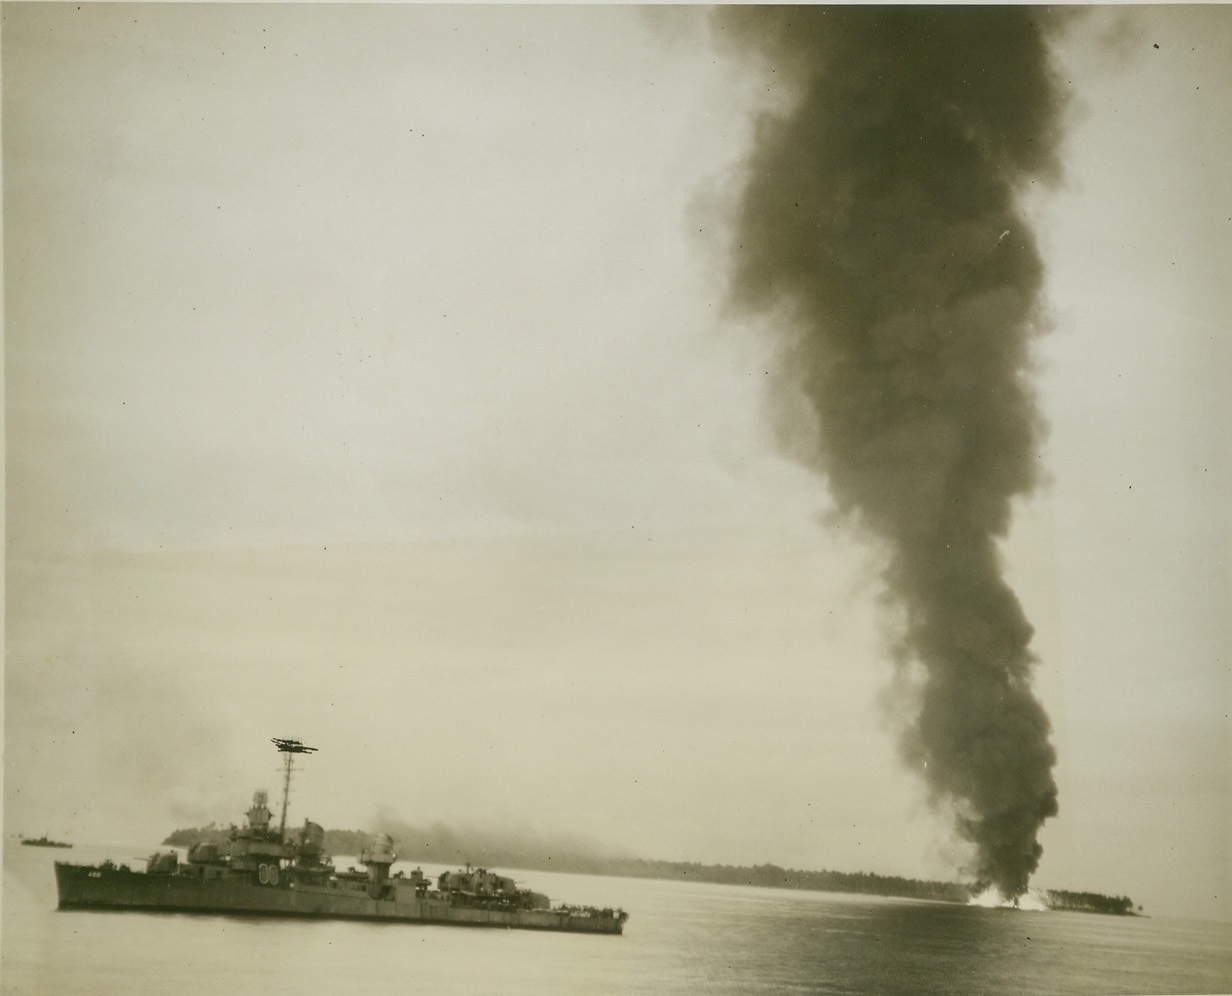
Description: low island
xmin=164 ymin=823 xmax=1139 ymax=916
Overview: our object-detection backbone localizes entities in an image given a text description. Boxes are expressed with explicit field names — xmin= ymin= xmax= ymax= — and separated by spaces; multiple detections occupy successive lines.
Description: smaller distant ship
xmin=21 ymin=835 xmax=72 ymax=849
xmin=56 ymin=739 xmax=628 ymax=934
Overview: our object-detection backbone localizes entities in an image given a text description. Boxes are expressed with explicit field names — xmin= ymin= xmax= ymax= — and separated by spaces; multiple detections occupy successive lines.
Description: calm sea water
xmin=4 ymin=842 xmax=1229 ymax=995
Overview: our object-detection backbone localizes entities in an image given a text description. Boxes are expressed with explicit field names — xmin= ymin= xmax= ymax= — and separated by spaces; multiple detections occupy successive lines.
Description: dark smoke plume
xmin=718 ymin=7 xmax=1065 ymax=899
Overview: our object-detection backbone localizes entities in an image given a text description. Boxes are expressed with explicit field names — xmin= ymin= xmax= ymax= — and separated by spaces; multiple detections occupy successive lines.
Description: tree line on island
xmin=163 ymin=821 xmax=1138 ymax=915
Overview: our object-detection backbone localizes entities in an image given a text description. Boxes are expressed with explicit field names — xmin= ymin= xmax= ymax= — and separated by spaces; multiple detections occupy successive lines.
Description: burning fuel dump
xmin=970 ymin=886 xmax=1051 ymax=912
xmin=716 ymin=8 xmax=1068 ymax=902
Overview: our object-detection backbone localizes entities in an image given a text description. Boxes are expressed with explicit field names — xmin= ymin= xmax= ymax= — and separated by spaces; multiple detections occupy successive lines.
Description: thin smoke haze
xmin=717 ymin=8 xmax=1067 ymax=899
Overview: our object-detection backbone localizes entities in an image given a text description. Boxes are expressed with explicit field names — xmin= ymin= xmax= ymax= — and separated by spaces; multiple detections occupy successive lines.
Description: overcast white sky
xmin=4 ymin=5 xmax=1229 ymax=922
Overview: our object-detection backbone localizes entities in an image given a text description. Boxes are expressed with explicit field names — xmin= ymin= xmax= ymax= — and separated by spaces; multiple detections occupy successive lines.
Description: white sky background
xmin=3 ymin=5 xmax=1229 ymax=922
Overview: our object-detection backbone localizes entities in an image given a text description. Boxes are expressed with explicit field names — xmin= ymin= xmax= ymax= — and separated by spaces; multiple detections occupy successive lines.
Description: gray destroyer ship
xmin=55 ymin=739 xmax=628 ymax=935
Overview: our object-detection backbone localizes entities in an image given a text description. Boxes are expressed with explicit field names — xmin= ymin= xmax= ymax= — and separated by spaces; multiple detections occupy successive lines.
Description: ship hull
xmin=55 ymin=863 xmax=624 ymax=934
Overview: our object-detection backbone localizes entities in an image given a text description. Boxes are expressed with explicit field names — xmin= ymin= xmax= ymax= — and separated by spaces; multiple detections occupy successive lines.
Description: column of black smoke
xmin=717 ymin=7 xmax=1066 ymax=899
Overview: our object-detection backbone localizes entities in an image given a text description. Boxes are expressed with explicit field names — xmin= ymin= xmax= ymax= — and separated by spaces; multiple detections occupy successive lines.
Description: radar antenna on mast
xmin=271 ymin=738 xmax=317 ymax=841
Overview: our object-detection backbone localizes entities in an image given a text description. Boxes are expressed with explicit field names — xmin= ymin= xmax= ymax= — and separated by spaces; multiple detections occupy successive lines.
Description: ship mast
xmin=271 ymin=738 xmax=317 ymax=841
